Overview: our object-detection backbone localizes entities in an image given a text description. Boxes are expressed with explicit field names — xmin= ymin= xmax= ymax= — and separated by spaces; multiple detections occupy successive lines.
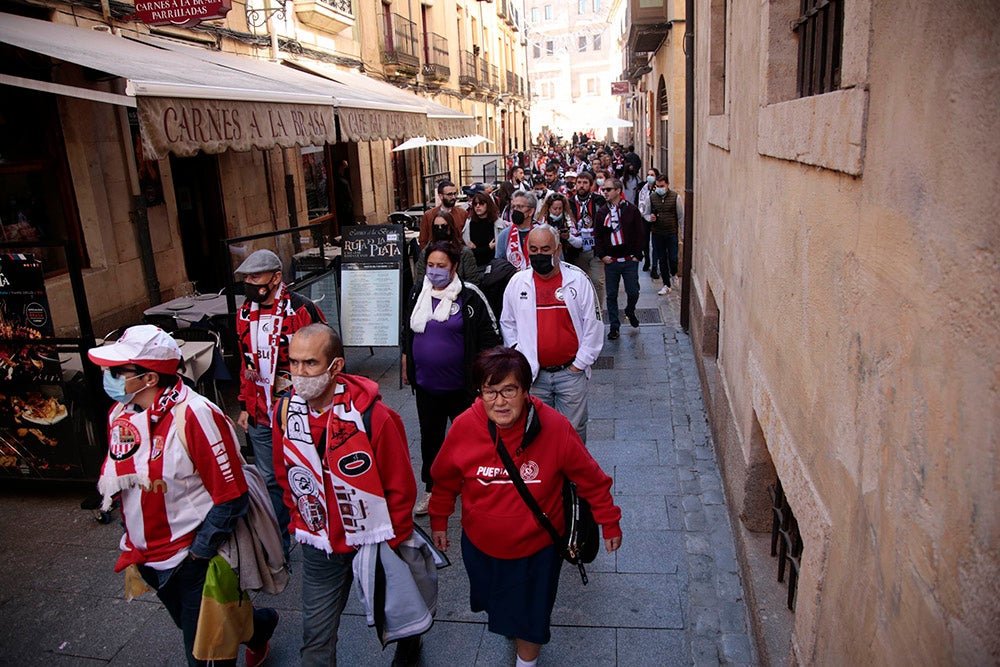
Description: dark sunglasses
xmin=108 ymin=366 xmax=142 ymax=379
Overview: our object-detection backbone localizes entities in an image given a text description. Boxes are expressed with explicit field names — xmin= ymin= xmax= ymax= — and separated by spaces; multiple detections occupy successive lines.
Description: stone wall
xmin=692 ymin=0 xmax=1000 ymax=663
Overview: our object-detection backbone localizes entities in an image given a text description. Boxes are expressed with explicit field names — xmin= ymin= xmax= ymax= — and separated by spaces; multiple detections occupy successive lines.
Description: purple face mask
xmin=426 ymin=266 xmax=452 ymax=288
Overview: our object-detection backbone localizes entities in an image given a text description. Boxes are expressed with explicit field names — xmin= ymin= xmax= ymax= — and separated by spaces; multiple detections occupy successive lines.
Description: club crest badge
xmin=110 ymin=418 xmax=142 ymax=461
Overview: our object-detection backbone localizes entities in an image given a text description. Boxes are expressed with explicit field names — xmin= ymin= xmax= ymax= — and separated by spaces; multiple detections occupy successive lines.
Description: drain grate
xmin=602 ymin=307 xmax=663 ymax=325
xmin=592 ymin=356 xmax=615 ymax=370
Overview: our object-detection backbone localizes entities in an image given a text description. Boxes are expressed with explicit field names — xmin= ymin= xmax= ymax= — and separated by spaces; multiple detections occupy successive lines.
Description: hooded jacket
xmin=429 ymin=396 xmax=622 ymax=560
xmin=272 ymin=373 xmax=416 ymax=554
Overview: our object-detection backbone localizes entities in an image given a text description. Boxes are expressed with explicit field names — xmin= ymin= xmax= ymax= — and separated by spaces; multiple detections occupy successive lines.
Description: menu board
xmin=0 ymin=253 xmax=84 ymax=478
xmin=339 ymin=225 xmax=404 ymax=348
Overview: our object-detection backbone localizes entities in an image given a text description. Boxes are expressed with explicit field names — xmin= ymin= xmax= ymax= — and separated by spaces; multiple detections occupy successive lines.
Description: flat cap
xmin=235 ymin=249 xmax=282 ymax=276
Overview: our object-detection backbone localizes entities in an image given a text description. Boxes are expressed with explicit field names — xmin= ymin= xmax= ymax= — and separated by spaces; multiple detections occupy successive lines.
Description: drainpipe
xmin=680 ymin=0 xmax=694 ymax=331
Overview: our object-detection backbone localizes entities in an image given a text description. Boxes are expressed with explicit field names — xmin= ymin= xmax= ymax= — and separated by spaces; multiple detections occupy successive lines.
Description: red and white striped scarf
xmin=246 ymin=283 xmax=290 ymax=413
xmin=607 ymin=203 xmax=624 ymax=247
xmin=97 ymin=379 xmax=186 ymax=511
xmin=506 ymin=224 xmax=529 ymax=270
xmin=277 ymin=383 xmax=394 ymax=553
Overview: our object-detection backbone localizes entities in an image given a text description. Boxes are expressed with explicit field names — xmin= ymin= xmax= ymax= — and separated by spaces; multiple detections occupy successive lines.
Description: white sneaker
xmin=414 ymin=494 xmax=430 ymax=516
xmin=658 ymin=285 xmax=671 ymax=295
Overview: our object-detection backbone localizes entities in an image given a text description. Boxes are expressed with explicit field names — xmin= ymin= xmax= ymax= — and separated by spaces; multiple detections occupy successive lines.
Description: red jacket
xmin=429 ymin=396 xmax=621 ymax=559
xmin=272 ymin=374 xmax=416 ymax=553
xmin=236 ymin=288 xmax=324 ymax=426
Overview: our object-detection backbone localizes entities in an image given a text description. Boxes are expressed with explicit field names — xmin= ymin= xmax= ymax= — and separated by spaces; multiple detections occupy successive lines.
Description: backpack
xmin=479 ymin=257 xmax=517 ymax=320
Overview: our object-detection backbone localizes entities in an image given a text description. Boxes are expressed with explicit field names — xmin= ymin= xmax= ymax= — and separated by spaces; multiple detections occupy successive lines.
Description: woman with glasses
xmin=428 ymin=347 xmax=622 ymax=667
xmin=403 ymin=241 xmax=502 ymax=516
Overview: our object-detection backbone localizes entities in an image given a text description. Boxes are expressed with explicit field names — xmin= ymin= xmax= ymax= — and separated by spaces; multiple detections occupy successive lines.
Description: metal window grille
xmin=379 ymin=11 xmax=419 ymax=68
xmin=769 ymin=479 xmax=803 ymax=611
xmin=423 ymin=32 xmax=450 ymax=80
xmin=317 ymin=0 xmax=351 ymax=14
xmin=460 ymin=51 xmax=478 ymax=87
xmin=792 ymin=0 xmax=844 ymax=97
xmin=578 ymin=36 xmax=587 ymax=51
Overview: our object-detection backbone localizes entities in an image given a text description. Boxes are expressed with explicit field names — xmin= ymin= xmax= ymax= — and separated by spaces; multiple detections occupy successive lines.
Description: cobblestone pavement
xmin=0 ymin=270 xmax=756 ymax=666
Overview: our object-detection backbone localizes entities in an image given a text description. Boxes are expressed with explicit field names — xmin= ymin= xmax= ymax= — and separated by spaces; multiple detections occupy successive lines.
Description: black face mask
xmin=511 ymin=210 xmax=525 ymax=226
xmin=529 ymin=253 xmax=555 ymax=275
xmin=432 ymin=225 xmax=451 ymax=241
xmin=244 ymin=281 xmax=273 ymax=304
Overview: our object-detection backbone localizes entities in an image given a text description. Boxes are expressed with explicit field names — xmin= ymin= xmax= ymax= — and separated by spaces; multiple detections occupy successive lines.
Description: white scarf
xmin=409 ymin=274 xmax=462 ymax=334
xmin=248 ymin=282 xmax=289 ymax=414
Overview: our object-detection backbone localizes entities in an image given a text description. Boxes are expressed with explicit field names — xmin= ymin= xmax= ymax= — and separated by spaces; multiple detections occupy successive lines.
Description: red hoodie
xmin=429 ymin=396 xmax=622 ymax=559
xmin=272 ymin=373 xmax=416 ymax=553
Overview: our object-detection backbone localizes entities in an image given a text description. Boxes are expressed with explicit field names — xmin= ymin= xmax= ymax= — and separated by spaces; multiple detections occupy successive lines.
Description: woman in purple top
xmin=403 ymin=241 xmax=503 ymax=515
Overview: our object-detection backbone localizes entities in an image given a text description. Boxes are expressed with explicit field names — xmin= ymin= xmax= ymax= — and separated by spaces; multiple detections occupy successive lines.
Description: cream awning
xmin=0 ymin=13 xmax=429 ymax=157
xmin=287 ymin=60 xmax=477 ymax=141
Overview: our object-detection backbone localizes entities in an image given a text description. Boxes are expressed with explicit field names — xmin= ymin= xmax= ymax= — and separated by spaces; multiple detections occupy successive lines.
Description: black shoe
xmin=608 ymin=327 xmax=620 ymax=340
xmin=392 ymin=636 xmax=422 ymax=667
xmin=642 ymin=263 xmax=650 ymax=272
xmin=650 ymin=270 xmax=660 ymax=280
xmin=626 ymin=310 xmax=640 ymax=328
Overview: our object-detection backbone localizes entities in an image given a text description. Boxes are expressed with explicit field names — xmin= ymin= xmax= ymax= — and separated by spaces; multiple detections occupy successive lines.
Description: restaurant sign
xmin=138 ymin=97 xmax=339 ymax=159
xmin=135 ymin=0 xmax=232 ymax=28
xmin=611 ymin=81 xmax=631 ymax=96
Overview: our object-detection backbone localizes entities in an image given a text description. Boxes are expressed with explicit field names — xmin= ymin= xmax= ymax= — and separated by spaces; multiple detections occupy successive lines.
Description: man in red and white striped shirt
xmin=90 ymin=325 xmax=278 ymax=667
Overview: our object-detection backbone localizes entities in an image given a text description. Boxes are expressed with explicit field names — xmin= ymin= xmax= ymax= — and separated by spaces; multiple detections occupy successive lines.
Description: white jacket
xmin=500 ymin=261 xmax=604 ymax=379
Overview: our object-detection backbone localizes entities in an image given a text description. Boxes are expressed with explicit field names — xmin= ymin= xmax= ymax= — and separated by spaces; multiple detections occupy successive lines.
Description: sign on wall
xmin=611 ymin=81 xmax=631 ymax=96
xmin=339 ymin=225 xmax=405 ymax=348
xmin=135 ymin=0 xmax=232 ymax=28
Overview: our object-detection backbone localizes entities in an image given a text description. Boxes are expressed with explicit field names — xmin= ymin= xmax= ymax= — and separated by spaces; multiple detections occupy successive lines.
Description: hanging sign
xmin=134 ymin=0 xmax=232 ymax=28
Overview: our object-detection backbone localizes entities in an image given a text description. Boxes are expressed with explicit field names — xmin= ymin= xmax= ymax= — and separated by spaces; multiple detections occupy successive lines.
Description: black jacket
xmin=403 ymin=282 xmax=502 ymax=396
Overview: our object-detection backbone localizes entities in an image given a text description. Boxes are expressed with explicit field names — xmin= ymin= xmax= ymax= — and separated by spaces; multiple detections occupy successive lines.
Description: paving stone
xmin=553 ymin=572 xmax=684 ymax=629
xmin=692 ymin=604 xmax=721 ymax=635
xmin=691 ymin=637 xmax=721 ymax=667
xmin=703 ymin=489 xmax=726 ymax=505
xmin=616 ymin=494 xmax=671 ymax=532
xmin=719 ymin=599 xmax=751 ymax=633
xmin=616 ymin=529 xmax=683 ymax=574
xmin=613 ymin=464 xmax=680 ymax=496
xmin=684 ymin=510 xmax=708 ymax=531
xmin=586 ymin=418 xmax=615 ymax=441
xmin=616 ymin=628 xmax=690 ymax=667
xmin=721 ymin=633 xmax=754 ymax=664
xmin=586 ymin=440 xmax=659 ymax=469
xmin=685 ymin=533 xmax=713 ymax=557
xmin=543 ymin=625 xmax=617 ymax=665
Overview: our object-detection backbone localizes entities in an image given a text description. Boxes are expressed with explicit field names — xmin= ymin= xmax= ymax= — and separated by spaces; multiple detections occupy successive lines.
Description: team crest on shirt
xmin=554 ymin=287 xmax=566 ymax=302
xmin=519 ymin=460 xmax=539 ymax=481
xmin=109 ymin=418 xmax=141 ymax=461
xmin=450 ymin=302 xmax=461 ymax=316
xmin=297 ymin=495 xmax=326 ymax=531
xmin=150 ymin=435 xmax=165 ymax=461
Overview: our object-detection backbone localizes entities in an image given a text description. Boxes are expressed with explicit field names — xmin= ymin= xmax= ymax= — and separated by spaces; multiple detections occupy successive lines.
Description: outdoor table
xmin=143 ymin=294 xmax=244 ymax=327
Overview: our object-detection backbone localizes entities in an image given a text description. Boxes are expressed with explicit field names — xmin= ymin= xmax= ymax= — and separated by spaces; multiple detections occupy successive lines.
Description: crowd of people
xmin=87 ymin=136 xmax=689 ymax=667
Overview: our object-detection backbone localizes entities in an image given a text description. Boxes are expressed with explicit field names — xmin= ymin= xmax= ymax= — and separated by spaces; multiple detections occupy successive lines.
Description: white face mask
xmin=291 ymin=361 xmax=335 ymax=401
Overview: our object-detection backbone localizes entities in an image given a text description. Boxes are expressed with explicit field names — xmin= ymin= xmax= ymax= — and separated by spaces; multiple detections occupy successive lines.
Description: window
xmin=578 ymin=36 xmax=587 ymax=52
xmin=593 ymin=34 xmax=602 ymax=50
xmin=300 ymin=146 xmax=330 ymax=220
xmin=578 ymin=0 xmax=587 ymax=13
xmin=544 ymin=4 xmax=553 ymax=20
xmin=709 ymin=0 xmax=727 ymax=115
xmin=793 ymin=0 xmax=844 ymax=97
xmin=531 ymin=7 xmax=539 ymax=22
xmin=586 ymin=77 xmax=597 ymax=94
xmin=593 ymin=0 xmax=601 ymax=11
xmin=533 ymin=44 xmax=541 ymax=58
xmin=546 ymin=40 xmax=554 ymax=55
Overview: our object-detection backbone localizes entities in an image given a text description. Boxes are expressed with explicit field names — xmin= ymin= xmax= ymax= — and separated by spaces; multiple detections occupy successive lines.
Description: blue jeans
xmin=301 ymin=545 xmax=357 ymax=667
xmin=247 ymin=422 xmax=291 ymax=555
xmin=651 ymin=232 xmax=678 ymax=282
xmin=604 ymin=259 xmax=641 ymax=328
xmin=532 ymin=367 xmax=589 ymax=443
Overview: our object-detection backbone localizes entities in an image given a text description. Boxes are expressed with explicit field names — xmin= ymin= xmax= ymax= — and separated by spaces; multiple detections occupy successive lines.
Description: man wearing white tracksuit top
xmin=500 ymin=224 xmax=604 ymax=442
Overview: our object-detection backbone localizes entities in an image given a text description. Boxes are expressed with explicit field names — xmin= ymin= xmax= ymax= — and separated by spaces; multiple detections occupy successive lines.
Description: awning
xmin=287 ymin=60 xmax=476 ymax=141
xmin=392 ymin=134 xmax=493 ymax=152
xmin=0 ymin=13 xmax=428 ymax=157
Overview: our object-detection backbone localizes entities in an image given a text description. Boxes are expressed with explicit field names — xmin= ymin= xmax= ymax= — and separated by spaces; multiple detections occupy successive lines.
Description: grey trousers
xmin=532 ymin=367 xmax=589 ymax=443
xmin=301 ymin=544 xmax=356 ymax=667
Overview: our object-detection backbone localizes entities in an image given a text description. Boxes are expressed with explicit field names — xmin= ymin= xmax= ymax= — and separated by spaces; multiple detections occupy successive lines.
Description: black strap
xmin=488 ymin=420 xmax=563 ymax=550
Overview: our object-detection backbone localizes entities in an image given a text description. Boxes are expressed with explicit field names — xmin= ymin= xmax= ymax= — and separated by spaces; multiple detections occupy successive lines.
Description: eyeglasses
xmin=481 ymin=386 xmax=520 ymax=401
xmin=600 ymin=187 xmax=617 ymax=192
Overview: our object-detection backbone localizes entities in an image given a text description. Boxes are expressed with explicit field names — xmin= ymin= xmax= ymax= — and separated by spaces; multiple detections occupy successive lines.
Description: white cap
xmin=88 ymin=325 xmax=181 ymax=374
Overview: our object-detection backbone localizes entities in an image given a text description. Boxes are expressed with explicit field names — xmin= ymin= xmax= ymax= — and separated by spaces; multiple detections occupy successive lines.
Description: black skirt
xmin=461 ymin=531 xmax=563 ymax=644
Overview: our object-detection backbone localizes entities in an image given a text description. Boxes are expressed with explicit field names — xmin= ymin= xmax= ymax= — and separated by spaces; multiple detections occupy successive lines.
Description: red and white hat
xmin=88 ymin=325 xmax=182 ymax=375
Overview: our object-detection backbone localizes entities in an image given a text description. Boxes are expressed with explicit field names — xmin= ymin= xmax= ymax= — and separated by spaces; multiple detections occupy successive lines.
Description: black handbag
xmin=489 ymin=420 xmax=599 ymax=585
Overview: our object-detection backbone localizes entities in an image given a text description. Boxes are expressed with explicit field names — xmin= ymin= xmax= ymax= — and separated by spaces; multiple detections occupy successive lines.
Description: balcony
xmin=496 ymin=0 xmax=508 ymax=19
xmin=422 ymin=32 xmax=450 ymax=86
xmin=295 ymin=0 xmax=353 ymax=34
xmin=489 ymin=64 xmax=500 ymax=93
xmin=459 ymin=50 xmax=479 ymax=90
xmin=478 ymin=57 xmax=493 ymax=96
xmin=625 ymin=0 xmax=672 ymax=55
xmin=506 ymin=70 xmax=516 ymax=94
xmin=379 ymin=11 xmax=420 ymax=79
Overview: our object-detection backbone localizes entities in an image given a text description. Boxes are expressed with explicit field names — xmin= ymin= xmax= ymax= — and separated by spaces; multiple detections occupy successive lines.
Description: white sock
xmin=515 ymin=656 xmax=537 ymax=667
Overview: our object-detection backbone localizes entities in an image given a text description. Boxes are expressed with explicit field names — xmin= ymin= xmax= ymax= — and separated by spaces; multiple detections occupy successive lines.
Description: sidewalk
xmin=0 ymin=270 xmax=756 ymax=666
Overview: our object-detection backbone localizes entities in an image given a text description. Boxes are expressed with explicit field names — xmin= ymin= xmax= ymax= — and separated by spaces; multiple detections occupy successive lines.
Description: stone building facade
xmin=687 ymin=0 xmax=999 ymax=663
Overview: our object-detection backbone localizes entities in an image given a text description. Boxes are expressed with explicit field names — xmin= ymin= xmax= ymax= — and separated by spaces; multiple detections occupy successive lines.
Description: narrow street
xmin=0 ymin=270 xmax=756 ymax=666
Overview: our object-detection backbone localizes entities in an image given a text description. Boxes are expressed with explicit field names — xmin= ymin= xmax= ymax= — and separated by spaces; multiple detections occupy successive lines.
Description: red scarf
xmin=506 ymin=224 xmax=529 ymax=270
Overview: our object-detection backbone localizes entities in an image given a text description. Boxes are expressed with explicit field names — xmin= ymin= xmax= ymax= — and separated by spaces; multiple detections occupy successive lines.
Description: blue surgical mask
xmin=646 ymin=175 xmax=656 ymax=185
xmin=595 ymin=178 xmax=605 ymax=187
xmin=550 ymin=212 xmax=564 ymax=221
xmin=655 ymin=187 xmax=668 ymax=196
xmin=103 ymin=369 xmax=144 ymax=404
xmin=426 ymin=266 xmax=453 ymax=288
